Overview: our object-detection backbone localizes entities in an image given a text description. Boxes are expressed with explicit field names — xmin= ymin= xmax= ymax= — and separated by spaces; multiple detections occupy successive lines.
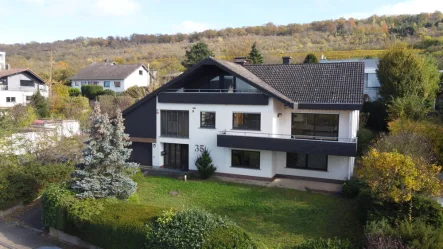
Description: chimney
xmin=282 ymin=56 xmax=292 ymax=64
xmin=234 ymin=57 xmax=247 ymax=66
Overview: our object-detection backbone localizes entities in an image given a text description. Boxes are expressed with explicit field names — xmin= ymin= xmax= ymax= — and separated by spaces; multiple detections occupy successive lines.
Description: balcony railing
xmin=164 ymin=89 xmax=261 ymax=93
xmin=219 ymin=130 xmax=357 ymax=143
xmin=217 ymin=130 xmax=358 ymax=157
xmin=0 ymin=86 xmax=48 ymax=92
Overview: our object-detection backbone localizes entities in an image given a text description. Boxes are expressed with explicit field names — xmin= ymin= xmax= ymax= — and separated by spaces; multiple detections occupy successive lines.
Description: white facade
xmin=152 ymin=98 xmax=358 ymax=181
xmin=71 ymin=66 xmax=150 ymax=93
xmin=0 ymin=52 xmax=5 ymax=70
xmin=0 ymin=72 xmax=49 ymax=108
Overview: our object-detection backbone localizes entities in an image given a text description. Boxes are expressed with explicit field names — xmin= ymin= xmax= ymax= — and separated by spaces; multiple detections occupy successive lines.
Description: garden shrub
xmin=342 ymin=177 xmax=366 ymax=198
xmin=68 ymin=87 xmax=81 ymax=97
xmin=195 ymin=147 xmax=217 ymax=179
xmin=147 ymin=209 xmax=255 ymax=249
xmin=202 ymin=224 xmax=258 ymax=249
xmin=102 ymin=89 xmax=115 ymax=96
xmin=363 ymin=234 xmax=409 ymax=249
xmin=357 ymin=128 xmax=375 ymax=156
xmin=81 ymin=85 xmax=104 ymax=99
xmin=293 ymin=237 xmax=352 ymax=249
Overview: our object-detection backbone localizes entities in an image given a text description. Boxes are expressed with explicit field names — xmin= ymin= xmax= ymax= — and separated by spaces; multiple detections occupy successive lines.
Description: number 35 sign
xmin=194 ymin=145 xmax=206 ymax=152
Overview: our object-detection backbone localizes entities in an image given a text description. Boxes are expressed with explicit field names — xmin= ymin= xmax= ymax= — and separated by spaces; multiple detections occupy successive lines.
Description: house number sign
xmin=194 ymin=145 xmax=205 ymax=152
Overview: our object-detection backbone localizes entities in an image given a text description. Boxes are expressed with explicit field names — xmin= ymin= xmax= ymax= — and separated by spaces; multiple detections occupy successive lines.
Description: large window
xmin=286 ymin=153 xmax=328 ymax=171
xmin=233 ymin=113 xmax=260 ymax=130
xmin=292 ymin=113 xmax=338 ymax=140
xmin=200 ymin=112 xmax=215 ymax=128
xmin=161 ymin=110 xmax=189 ymax=138
xmin=232 ymin=150 xmax=260 ymax=169
xmin=198 ymin=75 xmax=258 ymax=93
xmin=20 ymin=80 xmax=34 ymax=87
xmin=6 ymin=97 xmax=16 ymax=103
xmin=365 ymin=73 xmax=380 ymax=88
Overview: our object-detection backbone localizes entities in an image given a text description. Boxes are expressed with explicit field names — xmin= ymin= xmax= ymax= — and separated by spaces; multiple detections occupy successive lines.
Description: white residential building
xmin=0 ymin=52 xmax=49 ymax=108
xmin=321 ymin=58 xmax=380 ymax=102
xmin=123 ymin=57 xmax=364 ymax=186
xmin=70 ymin=62 xmax=156 ymax=93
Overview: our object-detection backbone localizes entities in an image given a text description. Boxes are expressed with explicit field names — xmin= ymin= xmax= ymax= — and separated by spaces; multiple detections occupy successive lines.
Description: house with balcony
xmin=321 ymin=58 xmax=379 ymax=102
xmin=70 ymin=62 xmax=156 ymax=93
xmin=0 ymin=68 xmax=49 ymax=108
xmin=123 ymin=57 xmax=364 ymax=184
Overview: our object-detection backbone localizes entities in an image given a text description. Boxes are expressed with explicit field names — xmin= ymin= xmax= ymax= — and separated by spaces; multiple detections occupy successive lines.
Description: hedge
xmin=81 ymin=85 xmax=104 ymax=100
xmin=41 ymin=185 xmax=258 ymax=249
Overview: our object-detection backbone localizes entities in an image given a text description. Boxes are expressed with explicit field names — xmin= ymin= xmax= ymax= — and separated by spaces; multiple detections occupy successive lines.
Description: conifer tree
xmin=303 ymin=53 xmax=319 ymax=64
xmin=247 ymin=42 xmax=264 ymax=64
xmin=195 ymin=147 xmax=216 ymax=179
xmin=181 ymin=42 xmax=214 ymax=69
xmin=71 ymin=102 xmax=138 ymax=199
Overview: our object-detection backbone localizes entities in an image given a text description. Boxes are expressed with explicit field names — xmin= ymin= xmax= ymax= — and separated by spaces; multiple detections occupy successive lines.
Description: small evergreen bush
xmin=202 ymin=224 xmax=258 ymax=249
xmin=293 ymin=237 xmax=352 ymax=249
xmin=342 ymin=177 xmax=366 ymax=198
xmin=195 ymin=147 xmax=216 ymax=179
xmin=102 ymin=89 xmax=115 ymax=96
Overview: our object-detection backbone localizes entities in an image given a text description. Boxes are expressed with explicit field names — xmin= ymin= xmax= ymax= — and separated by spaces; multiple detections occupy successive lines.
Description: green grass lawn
xmin=135 ymin=176 xmax=362 ymax=248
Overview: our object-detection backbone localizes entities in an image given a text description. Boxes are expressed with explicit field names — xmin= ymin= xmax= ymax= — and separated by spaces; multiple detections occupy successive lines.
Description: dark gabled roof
xmin=0 ymin=68 xmax=47 ymax=84
xmin=123 ymin=58 xmax=364 ymax=116
xmin=70 ymin=62 xmax=150 ymax=80
xmin=243 ymin=62 xmax=364 ymax=104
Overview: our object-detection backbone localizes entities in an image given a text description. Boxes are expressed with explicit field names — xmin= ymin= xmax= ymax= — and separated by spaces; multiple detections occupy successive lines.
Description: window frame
xmin=231 ymin=149 xmax=260 ymax=169
xmin=291 ymin=113 xmax=339 ymax=140
xmin=232 ymin=112 xmax=261 ymax=131
xmin=139 ymin=70 xmax=143 ymax=75
xmin=114 ymin=81 xmax=121 ymax=88
xmin=160 ymin=110 xmax=189 ymax=138
xmin=286 ymin=152 xmax=328 ymax=171
xmin=200 ymin=111 xmax=216 ymax=129
xmin=6 ymin=97 xmax=16 ymax=103
xmin=104 ymin=81 xmax=111 ymax=88
xmin=20 ymin=80 xmax=34 ymax=87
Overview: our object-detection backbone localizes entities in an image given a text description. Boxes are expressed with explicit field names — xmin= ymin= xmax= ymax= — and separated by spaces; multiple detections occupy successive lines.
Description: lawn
xmin=135 ymin=176 xmax=362 ymax=248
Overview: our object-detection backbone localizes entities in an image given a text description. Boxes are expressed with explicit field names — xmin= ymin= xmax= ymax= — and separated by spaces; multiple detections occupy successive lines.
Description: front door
xmin=164 ymin=143 xmax=189 ymax=171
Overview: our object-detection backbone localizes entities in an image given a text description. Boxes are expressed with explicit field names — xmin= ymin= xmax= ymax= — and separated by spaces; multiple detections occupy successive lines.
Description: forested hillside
xmin=2 ymin=11 xmax=443 ymax=83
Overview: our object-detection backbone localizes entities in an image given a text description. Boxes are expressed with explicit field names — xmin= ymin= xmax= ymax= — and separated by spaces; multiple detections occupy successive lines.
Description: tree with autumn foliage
xmin=357 ymin=149 xmax=442 ymax=219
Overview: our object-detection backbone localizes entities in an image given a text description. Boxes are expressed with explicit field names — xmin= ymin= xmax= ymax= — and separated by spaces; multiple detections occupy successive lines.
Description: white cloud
xmin=173 ymin=21 xmax=212 ymax=33
xmin=18 ymin=0 xmax=140 ymax=17
xmin=342 ymin=0 xmax=443 ymax=19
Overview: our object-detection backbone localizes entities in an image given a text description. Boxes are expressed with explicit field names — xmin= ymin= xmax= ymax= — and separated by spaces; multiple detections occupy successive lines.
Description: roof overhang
xmin=297 ymin=103 xmax=362 ymax=111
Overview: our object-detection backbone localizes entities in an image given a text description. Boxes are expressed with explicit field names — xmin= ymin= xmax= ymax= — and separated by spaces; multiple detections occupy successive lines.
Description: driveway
xmin=0 ymin=201 xmax=80 ymax=249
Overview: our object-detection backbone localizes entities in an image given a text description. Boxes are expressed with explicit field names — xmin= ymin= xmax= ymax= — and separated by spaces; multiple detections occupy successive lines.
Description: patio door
xmin=164 ymin=143 xmax=189 ymax=171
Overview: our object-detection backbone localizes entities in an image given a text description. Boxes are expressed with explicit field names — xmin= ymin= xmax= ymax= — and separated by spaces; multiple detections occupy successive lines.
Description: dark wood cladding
xmin=217 ymin=135 xmax=357 ymax=157
xmin=298 ymin=103 xmax=362 ymax=111
xmin=124 ymin=96 xmax=156 ymax=139
xmin=158 ymin=93 xmax=269 ymax=105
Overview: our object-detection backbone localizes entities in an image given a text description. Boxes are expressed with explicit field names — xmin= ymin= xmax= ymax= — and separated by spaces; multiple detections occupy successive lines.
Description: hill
xmin=1 ymin=12 xmax=443 ymax=83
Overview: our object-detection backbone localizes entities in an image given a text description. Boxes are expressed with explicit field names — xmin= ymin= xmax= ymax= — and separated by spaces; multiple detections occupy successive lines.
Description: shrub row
xmin=0 ymin=162 xmax=73 ymax=209
xmin=42 ymin=185 xmax=258 ymax=249
xmin=81 ymin=85 xmax=115 ymax=100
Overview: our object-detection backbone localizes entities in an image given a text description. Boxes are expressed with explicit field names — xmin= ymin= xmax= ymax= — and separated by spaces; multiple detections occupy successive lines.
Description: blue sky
xmin=1 ymin=0 xmax=443 ymax=44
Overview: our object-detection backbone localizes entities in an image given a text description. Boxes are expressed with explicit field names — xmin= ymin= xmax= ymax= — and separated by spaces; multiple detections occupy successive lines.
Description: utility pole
xmin=49 ymin=50 xmax=55 ymax=97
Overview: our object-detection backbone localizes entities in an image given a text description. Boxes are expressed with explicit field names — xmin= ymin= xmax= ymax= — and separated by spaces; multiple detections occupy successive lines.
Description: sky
xmin=1 ymin=0 xmax=443 ymax=44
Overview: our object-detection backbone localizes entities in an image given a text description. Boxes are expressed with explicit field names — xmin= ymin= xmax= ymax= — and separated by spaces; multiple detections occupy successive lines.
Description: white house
xmin=70 ymin=62 xmax=155 ymax=93
xmin=321 ymin=58 xmax=380 ymax=102
xmin=122 ymin=57 xmax=364 ymax=185
xmin=0 ymin=52 xmax=49 ymax=108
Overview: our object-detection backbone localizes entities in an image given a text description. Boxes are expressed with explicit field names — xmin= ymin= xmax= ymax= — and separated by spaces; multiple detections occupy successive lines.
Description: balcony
xmin=0 ymin=85 xmax=48 ymax=92
xmin=217 ymin=130 xmax=357 ymax=157
xmin=158 ymin=89 xmax=269 ymax=105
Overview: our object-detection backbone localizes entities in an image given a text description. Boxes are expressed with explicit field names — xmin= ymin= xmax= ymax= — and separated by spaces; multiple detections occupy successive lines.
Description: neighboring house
xmin=70 ymin=62 xmax=155 ymax=93
xmin=0 ymin=52 xmax=5 ymax=70
xmin=122 ymin=57 xmax=364 ymax=183
xmin=321 ymin=58 xmax=380 ymax=102
xmin=0 ymin=67 xmax=49 ymax=108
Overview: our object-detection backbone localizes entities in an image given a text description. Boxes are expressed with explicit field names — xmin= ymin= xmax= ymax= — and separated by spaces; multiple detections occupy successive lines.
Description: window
xmin=114 ymin=81 xmax=121 ymax=87
xmin=233 ymin=113 xmax=260 ymax=130
xmin=367 ymin=73 xmax=380 ymax=88
xmin=20 ymin=80 xmax=34 ymax=87
xmin=139 ymin=70 xmax=143 ymax=75
xmin=286 ymin=153 xmax=328 ymax=171
xmin=292 ymin=113 xmax=338 ymax=140
xmin=104 ymin=81 xmax=111 ymax=87
xmin=81 ymin=81 xmax=88 ymax=85
xmin=75 ymin=82 xmax=80 ymax=86
xmin=236 ymin=78 xmax=258 ymax=93
xmin=200 ymin=112 xmax=215 ymax=128
xmin=6 ymin=97 xmax=16 ymax=103
xmin=232 ymin=150 xmax=260 ymax=169
xmin=161 ymin=110 xmax=189 ymax=138
xmin=26 ymin=96 xmax=31 ymax=101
